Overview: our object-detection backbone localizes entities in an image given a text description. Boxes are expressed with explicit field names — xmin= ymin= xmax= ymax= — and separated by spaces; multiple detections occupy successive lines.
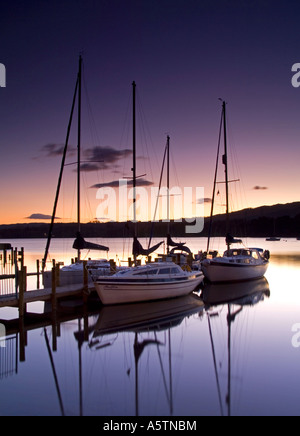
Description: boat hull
xmin=201 ymin=260 xmax=268 ymax=283
xmin=94 ymin=274 xmax=204 ymax=305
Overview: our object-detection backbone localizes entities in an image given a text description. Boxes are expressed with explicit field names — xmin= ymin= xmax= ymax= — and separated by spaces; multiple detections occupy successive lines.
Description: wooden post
xmin=20 ymin=247 xmax=24 ymax=268
xmin=51 ymin=264 xmax=57 ymax=312
xmin=18 ymin=266 xmax=27 ymax=317
xmin=51 ymin=264 xmax=57 ymax=351
xmin=36 ymin=259 xmax=40 ymax=289
xmin=82 ymin=260 xmax=88 ymax=304
xmin=55 ymin=263 xmax=60 ymax=287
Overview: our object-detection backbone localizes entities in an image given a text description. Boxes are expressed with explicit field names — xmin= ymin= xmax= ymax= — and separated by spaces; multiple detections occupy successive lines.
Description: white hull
xmin=201 ymin=260 xmax=268 ymax=283
xmin=43 ymin=260 xmax=112 ymax=288
xmin=94 ymin=275 xmax=204 ymax=305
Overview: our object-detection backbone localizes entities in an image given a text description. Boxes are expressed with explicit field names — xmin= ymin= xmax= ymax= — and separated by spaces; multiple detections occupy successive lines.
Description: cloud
xmin=253 ymin=186 xmax=268 ymax=190
xmin=82 ymin=146 xmax=132 ymax=172
xmin=34 ymin=143 xmax=76 ymax=159
xmin=35 ymin=145 xmax=134 ymax=172
xmin=91 ymin=178 xmax=154 ymax=189
xmin=26 ymin=213 xmax=61 ymax=220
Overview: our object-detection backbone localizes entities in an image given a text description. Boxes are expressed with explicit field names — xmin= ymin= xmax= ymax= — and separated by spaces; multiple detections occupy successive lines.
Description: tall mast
xmin=77 ymin=55 xmax=82 ymax=261
xmin=222 ymin=101 xmax=230 ymax=251
xmin=132 ymin=81 xmax=137 ymax=264
xmin=167 ymin=135 xmax=170 ymax=254
xmin=42 ymin=63 xmax=79 ymax=271
xmin=206 ymin=105 xmax=223 ymax=254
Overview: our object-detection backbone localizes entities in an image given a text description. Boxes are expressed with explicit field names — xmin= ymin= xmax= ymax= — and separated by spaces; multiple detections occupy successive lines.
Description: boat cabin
xmin=114 ymin=262 xmax=186 ymax=277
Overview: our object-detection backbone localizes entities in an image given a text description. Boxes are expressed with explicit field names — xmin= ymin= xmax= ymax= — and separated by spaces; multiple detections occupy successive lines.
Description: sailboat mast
xmin=132 ymin=81 xmax=137 ymax=264
xmin=222 ymin=101 xmax=230 ymax=250
xmin=167 ymin=135 xmax=170 ymax=254
xmin=42 ymin=65 xmax=79 ymax=271
xmin=77 ymin=55 xmax=82 ymax=261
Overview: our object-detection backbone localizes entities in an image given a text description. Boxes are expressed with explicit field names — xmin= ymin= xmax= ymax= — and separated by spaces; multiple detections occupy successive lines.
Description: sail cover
xmin=132 ymin=237 xmax=163 ymax=257
xmin=167 ymin=234 xmax=192 ymax=255
xmin=73 ymin=232 xmax=109 ymax=251
xmin=225 ymin=233 xmax=242 ymax=245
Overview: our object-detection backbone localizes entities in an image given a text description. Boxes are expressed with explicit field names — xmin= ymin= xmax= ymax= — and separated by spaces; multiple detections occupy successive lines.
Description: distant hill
xmin=1 ymin=201 xmax=300 ymax=239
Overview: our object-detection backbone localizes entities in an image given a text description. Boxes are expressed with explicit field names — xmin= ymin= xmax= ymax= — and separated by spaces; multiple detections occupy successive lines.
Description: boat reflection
xmin=201 ymin=277 xmax=270 ymax=307
xmin=92 ymin=293 xmax=204 ymax=336
xmin=201 ymin=278 xmax=270 ymax=416
xmin=75 ymin=294 xmax=204 ymax=415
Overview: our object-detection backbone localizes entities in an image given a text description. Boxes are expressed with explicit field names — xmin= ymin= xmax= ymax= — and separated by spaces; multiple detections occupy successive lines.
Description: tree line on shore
xmin=1 ymin=207 xmax=300 ymax=239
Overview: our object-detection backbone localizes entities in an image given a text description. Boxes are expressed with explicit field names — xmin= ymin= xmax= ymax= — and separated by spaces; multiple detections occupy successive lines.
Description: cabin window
xmin=252 ymin=251 xmax=259 ymax=260
xmin=171 ymin=267 xmax=180 ymax=274
xmin=146 ymin=269 xmax=158 ymax=275
xmin=158 ymin=268 xmax=171 ymax=275
xmin=135 ymin=269 xmax=158 ymax=276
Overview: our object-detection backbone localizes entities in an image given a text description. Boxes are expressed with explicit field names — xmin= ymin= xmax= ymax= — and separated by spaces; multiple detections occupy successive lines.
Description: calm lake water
xmin=1 ymin=237 xmax=300 ymax=416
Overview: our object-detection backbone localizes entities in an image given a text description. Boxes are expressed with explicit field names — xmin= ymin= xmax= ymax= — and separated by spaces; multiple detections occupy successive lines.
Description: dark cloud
xmin=82 ymin=146 xmax=132 ymax=172
xmin=26 ymin=213 xmax=61 ymax=220
xmin=34 ymin=143 xmax=76 ymax=159
xmin=253 ymin=186 xmax=268 ymax=190
xmin=91 ymin=178 xmax=153 ymax=189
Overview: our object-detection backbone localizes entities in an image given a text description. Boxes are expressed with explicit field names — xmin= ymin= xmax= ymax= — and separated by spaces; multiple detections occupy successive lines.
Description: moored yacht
xmin=201 ymin=100 xmax=269 ymax=283
xmin=201 ymin=247 xmax=269 ymax=283
xmin=93 ymin=261 xmax=204 ymax=305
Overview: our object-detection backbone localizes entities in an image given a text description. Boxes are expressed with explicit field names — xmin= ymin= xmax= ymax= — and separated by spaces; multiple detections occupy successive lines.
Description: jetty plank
xmin=0 ymin=283 xmax=95 ymax=308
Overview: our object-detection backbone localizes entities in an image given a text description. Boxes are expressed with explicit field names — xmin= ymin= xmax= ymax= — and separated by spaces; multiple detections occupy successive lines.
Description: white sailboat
xmin=201 ymin=100 xmax=270 ymax=283
xmin=94 ymin=261 xmax=204 ymax=305
xmin=93 ymin=82 xmax=204 ymax=304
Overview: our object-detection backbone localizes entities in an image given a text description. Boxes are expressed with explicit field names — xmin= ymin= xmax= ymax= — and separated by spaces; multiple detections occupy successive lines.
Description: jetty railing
xmin=0 ymin=244 xmax=23 ymax=297
xmin=0 ymin=335 xmax=18 ymax=378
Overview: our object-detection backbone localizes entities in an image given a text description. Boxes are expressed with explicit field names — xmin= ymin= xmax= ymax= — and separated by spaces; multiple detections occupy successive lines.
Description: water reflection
xmin=201 ymin=279 xmax=270 ymax=416
xmin=74 ymin=294 xmax=204 ymax=416
xmin=0 ymin=277 xmax=272 ymax=416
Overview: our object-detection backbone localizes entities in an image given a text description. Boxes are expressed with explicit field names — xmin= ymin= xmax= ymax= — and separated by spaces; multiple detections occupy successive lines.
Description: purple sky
xmin=1 ymin=0 xmax=300 ymax=224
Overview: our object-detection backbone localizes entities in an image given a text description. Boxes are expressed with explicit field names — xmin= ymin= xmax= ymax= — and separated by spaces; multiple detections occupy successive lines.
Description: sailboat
xmin=201 ymin=100 xmax=270 ymax=283
xmin=92 ymin=82 xmax=204 ymax=304
xmin=42 ymin=56 xmax=110 ymax=287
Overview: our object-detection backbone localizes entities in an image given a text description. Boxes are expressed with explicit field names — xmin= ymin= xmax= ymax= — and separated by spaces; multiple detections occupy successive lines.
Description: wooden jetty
xmin=0 ymin=244 xmax=103 ymax=365
xmin=0 ymin=243 xmax=98 ymax=317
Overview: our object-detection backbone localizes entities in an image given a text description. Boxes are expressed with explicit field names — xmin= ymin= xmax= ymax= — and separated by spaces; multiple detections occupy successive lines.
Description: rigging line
xmin=154 ymin=331 xmax=171 ymax=406
xmin=148 ymin=138 xmax=168 ymax=249
xmin=42 ymin=73 xmax=79 ymax=271
xmin=135 ymin=88 xmax=159 ymax=180
xmin=170 ymin=148 xmax=180 ymax=189
xmin=207 ymin=107 xmax=223 ymax=253
xmin=135 ymin=92 xmax=154 ymax=188
xmin=82 ymin=69 xmax=102 ymax=149
xmin=119 ymin=90 xmax=132 ymax=179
